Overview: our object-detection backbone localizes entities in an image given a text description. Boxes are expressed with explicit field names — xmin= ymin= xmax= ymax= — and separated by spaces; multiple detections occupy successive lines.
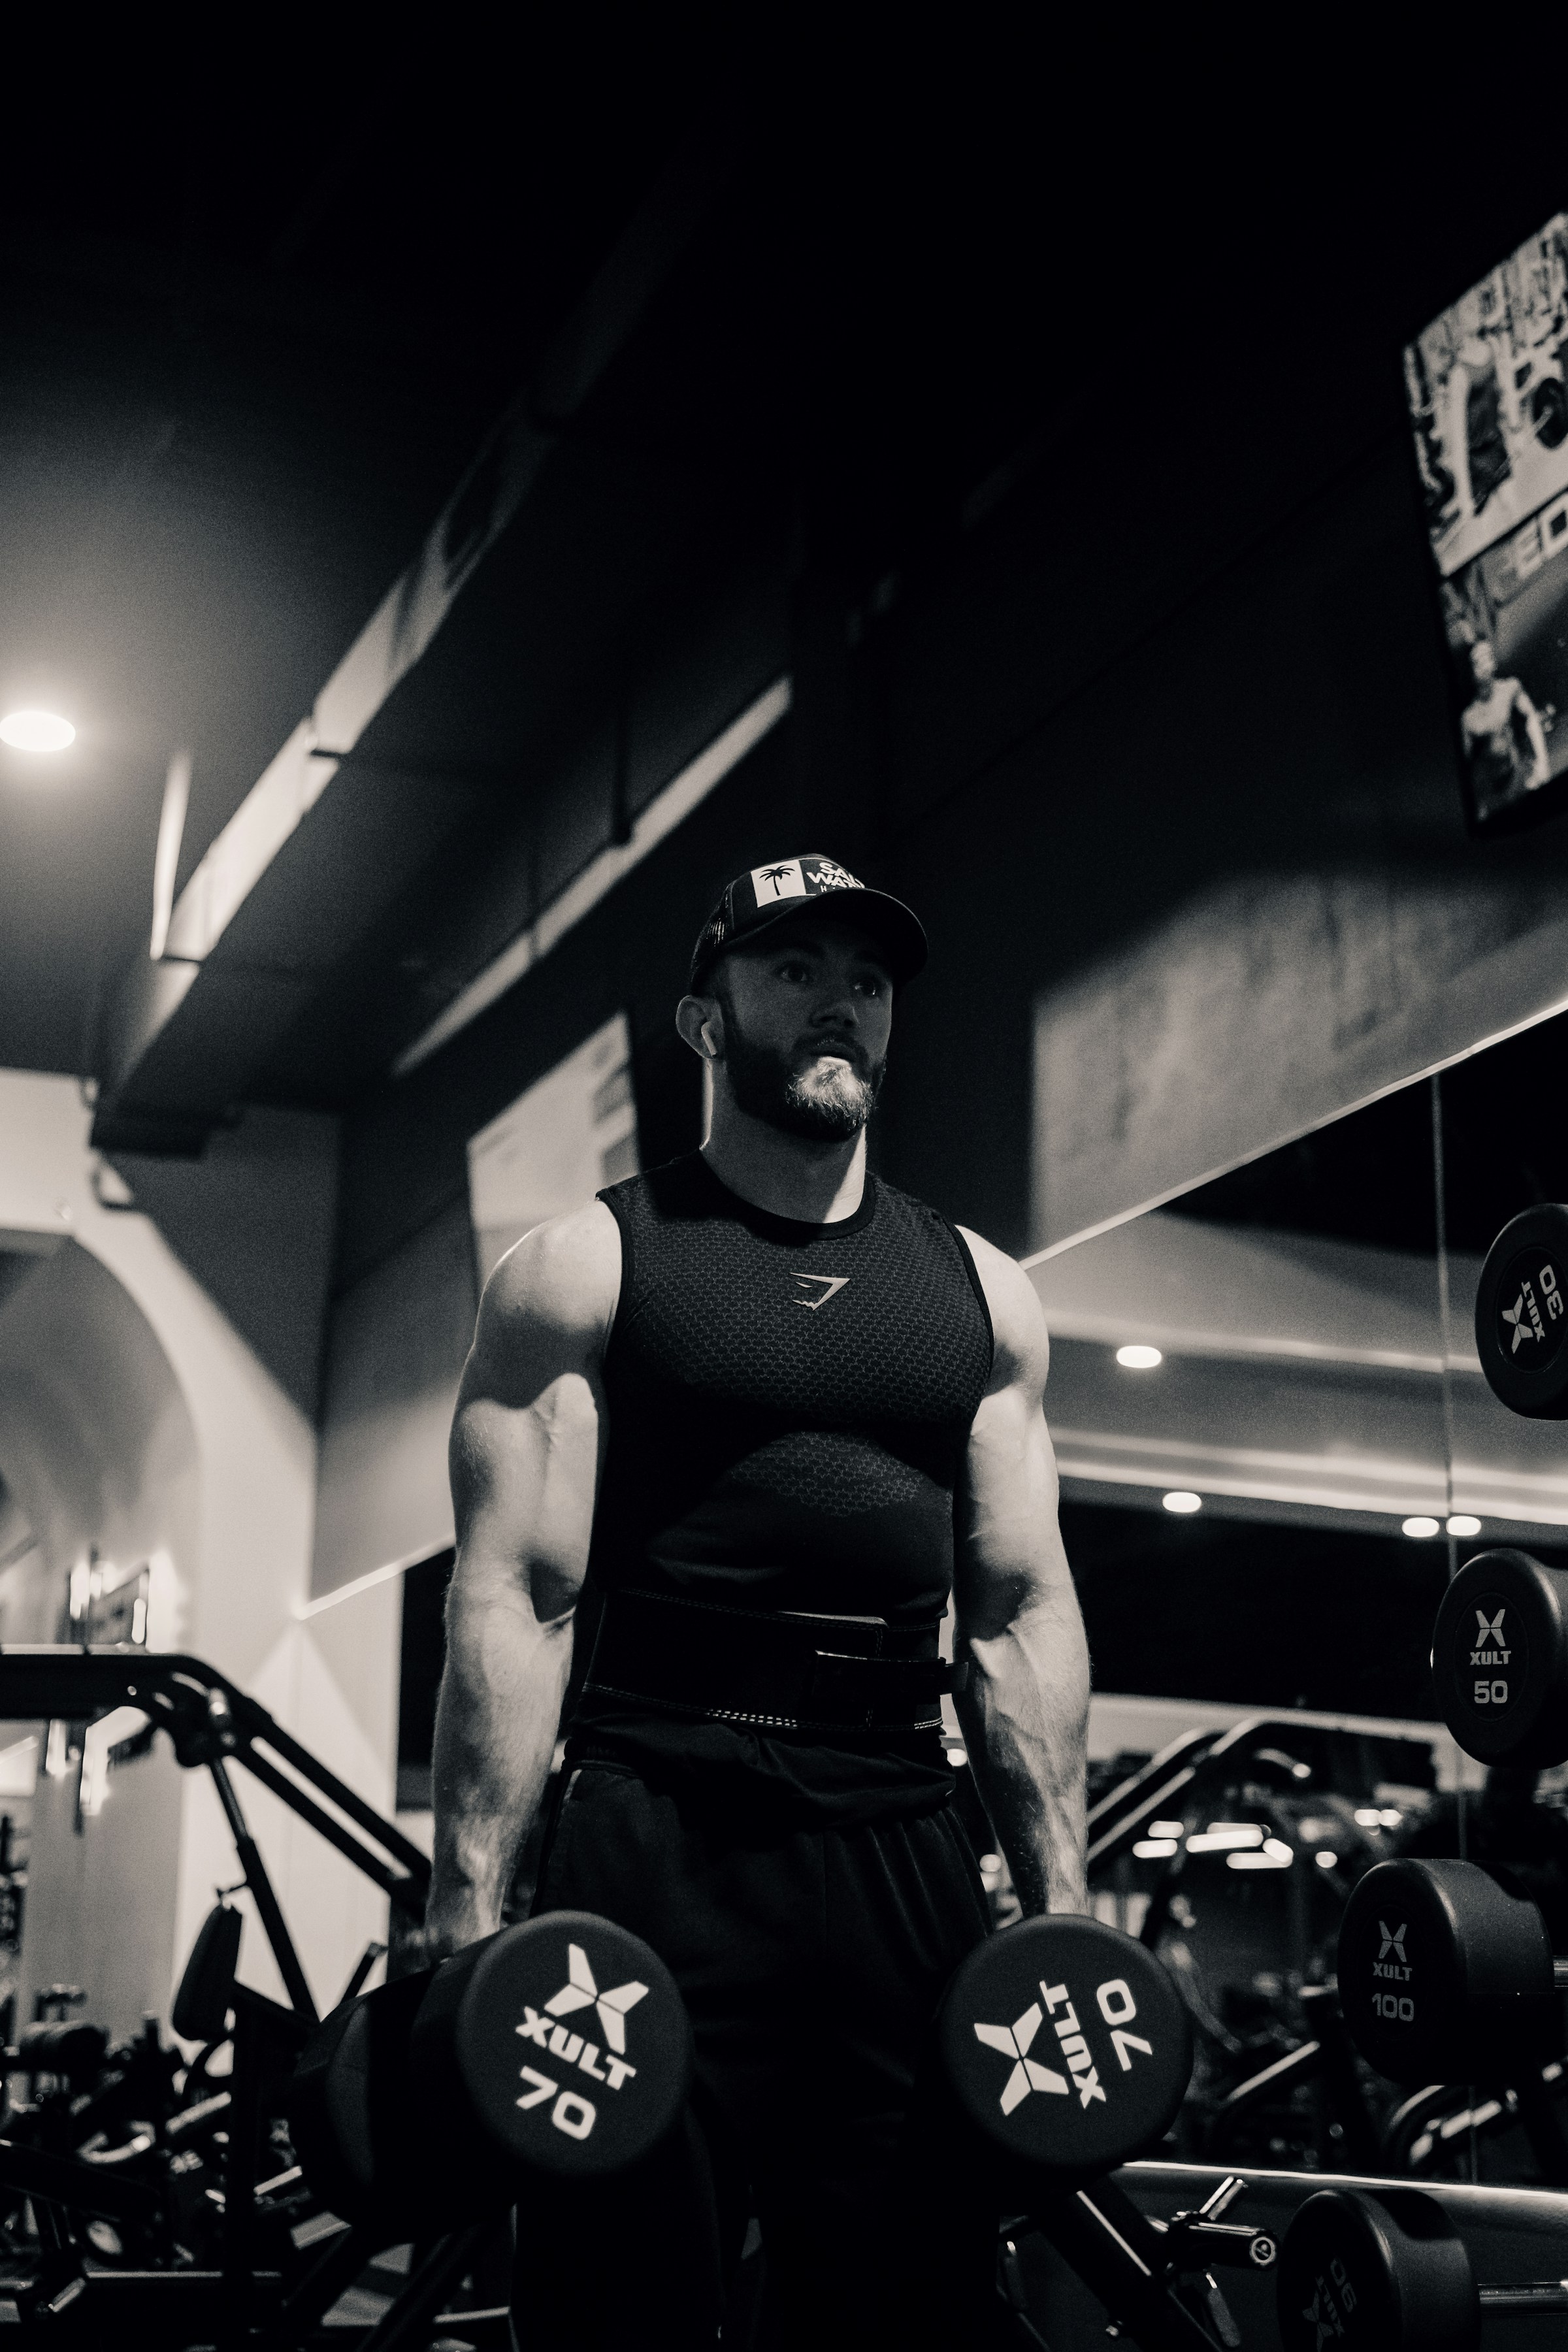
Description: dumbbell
xmin=935 ymin=1914 xmax=1274 ymax=2349
xmin=1431 ymin=1548 xmax=1568 ymax=1767
xmin=1337 ymin=1855 xmax=1568 ymax=2087
xmin=1278 ymin=2184 xmax=1568 ymax=2352
xmin=1475 ymin=1205 xmax=1568 ymax=1420
xmin=289 ymin=1909 xmax=693 ymax=2238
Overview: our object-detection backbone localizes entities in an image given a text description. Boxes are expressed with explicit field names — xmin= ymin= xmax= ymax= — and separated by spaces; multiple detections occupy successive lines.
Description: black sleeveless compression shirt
xmin=564 ymin=1152 xmax=996 ymax=1827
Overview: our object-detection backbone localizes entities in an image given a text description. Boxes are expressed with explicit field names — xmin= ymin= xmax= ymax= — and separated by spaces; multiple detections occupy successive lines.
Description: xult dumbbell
xmin=1337 ymin=1855 xmax=1568 ymax=2084
xmin=290 ymin=1909 xmax=692 ymax=2238
xmin=935 ymin=1914 xmax=1274 ymax=2349
xmin=1279 ymin=2184 xmax=1568 ymax=2352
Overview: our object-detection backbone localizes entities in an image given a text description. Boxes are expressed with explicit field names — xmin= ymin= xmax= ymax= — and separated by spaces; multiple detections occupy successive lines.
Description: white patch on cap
xmin=751 ymin=860 xmax=808 ymax=902
xmin=804 ymin=858 xmax=860 ymax=893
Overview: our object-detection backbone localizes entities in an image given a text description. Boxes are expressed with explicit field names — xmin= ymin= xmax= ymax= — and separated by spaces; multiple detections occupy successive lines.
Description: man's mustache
xmin=793 ymin=1034 xmax=872 ymax=1079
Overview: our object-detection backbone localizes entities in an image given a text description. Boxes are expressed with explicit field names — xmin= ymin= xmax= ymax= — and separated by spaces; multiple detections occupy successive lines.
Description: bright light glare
xmin=1316 ymin=1850 xmax=1339 ymax=1869
xmin=1116 ymin=1345 xmax=1164 ymax=1369
xmin=1354 ymin=1807 xmax=1384 ymax=1827
xmin=1228 ymin=1844 xmax=1292 ymax=1871
xmin=1133 ymin=1838 xmax=1179 ymax=1859
xmin=1147 ymin=1821 xmax=1186 ymax=1840
xmin=1446 ymin=1515 xmax=1482 ymax=1537
xmin=1188 ymin=1823 xmax=1264 ymax=1852
xmin=0 ymin=709 xmax=74 ymax=752
xmin=1163 ymin=1491 xmax=1202 ymax=1515
xmin=1401 ymin=1516 xmax=1441 ymax=1539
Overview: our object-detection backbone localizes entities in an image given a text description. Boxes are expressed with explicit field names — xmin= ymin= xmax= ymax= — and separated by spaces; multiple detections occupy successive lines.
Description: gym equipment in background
xmin=936 ymin=1913 xmax=1275 ymax=2349
xmin=1337 ymin=1855 xmax=1568 ymax=2186
xmin=0 ymin=1646 xmax=429 ymax=2343
xmin=1475 ymin=1205 xmax=1568 ymax=1420
xmin=1277 ymin=2183 xmax=1568 ymax=2352
xmin=1431 ymin=1550 xmax=1568 ymax=1769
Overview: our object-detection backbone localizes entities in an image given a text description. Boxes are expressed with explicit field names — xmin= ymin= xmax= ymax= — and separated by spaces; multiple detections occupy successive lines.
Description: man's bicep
xmin=955 ymin=1380 xmax=1067 ymax=1636
xmin=448 ymin=1206 xmax=618 ymax=1616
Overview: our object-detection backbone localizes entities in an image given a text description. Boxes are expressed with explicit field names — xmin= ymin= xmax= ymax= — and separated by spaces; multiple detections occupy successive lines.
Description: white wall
xmin=0 ymin=1070 xmax=401 ymax=2033
xmin=312 ymin=1198 xmax=476 ymax=1598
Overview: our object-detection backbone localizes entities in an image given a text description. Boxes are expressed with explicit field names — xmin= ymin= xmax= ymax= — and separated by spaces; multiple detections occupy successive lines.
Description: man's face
xmin=706 ymin=919 xmax=894 ymax=1141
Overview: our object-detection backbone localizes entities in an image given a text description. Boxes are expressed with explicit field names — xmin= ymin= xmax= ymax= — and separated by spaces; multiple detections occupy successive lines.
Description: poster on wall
xmin=1405 ymin=210 xmax=1568 ymax=832
xmin=466 ymin=1013 xmax=639 ymax=1289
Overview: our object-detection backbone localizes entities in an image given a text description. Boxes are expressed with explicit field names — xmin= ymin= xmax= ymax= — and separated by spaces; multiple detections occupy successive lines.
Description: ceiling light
xmin=1401 ymin=1516 xmax=1441 ymax=1539
xmin=1162 ymin=1491 xmax=1202 ymax=1515
xmin=0 ymin=709 xmax=74 ymax=752
xmin=1446 ymin=1515 xmax=1481 ymax=1537
xmin=1133 ymin=1837 xmax=1179 ymax=1859
xmin=1316 ymin=1850 xmax=1338 ymax=1869
xmin=1116 ymin=1345 xmax=1163 ymax=1369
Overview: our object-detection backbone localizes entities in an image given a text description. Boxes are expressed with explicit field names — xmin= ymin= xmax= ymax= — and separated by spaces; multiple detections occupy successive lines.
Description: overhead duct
xmin=91 ymin=157 xmax=720 ymax=1157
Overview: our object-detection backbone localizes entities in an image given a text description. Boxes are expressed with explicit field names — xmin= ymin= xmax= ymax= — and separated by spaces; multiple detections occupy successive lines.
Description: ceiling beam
xmin=90 ymin=154 xmax=721 ymax=1156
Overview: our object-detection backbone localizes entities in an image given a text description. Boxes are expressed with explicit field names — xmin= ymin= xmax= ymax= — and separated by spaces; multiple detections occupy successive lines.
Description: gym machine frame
xmin=0 ymin=1645 xmax=434 ymax=2345
xmin=1088 ymin=1714 xmax=1384 ymax=2170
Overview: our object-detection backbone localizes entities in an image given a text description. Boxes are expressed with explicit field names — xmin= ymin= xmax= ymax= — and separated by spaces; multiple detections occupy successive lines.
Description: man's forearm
xmin=427 ymin=1561 xmax=574 ymax=1952
xmin=955 ymin=1597 xmax=1089 ymax=1916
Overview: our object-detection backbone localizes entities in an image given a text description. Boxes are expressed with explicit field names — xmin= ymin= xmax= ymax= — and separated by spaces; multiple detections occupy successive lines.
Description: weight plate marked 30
xmin=1475 ymin=1205 xmax=1568 ymax=1418
xmin=1495 ymin=1245 xmax=1568 ymax=1371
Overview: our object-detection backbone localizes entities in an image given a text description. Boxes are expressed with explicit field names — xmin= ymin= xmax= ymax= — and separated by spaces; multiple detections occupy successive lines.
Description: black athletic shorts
xmin=512 ymin=1760 xmax=998 ymax=2351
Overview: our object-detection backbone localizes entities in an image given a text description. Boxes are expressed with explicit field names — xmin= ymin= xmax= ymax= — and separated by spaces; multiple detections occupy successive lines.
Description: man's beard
xmin=721 ymin=1011 xmax=885 ymax=1140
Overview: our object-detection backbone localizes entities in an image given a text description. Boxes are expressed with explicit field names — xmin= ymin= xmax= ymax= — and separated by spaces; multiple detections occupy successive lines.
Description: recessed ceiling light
xmin=1162 ymin=1491 xmax=1202 ymax=1515
xmin=1401 ymin=1516 xmax=1441 ymax=1539
xmin=0 ymin=709 xmax=74 ymax=752
xmin=1116 ymin=1345 xmax=1163 ymax=1369
xmin=1446 ymin=1514 xmax=1481 ymax=1537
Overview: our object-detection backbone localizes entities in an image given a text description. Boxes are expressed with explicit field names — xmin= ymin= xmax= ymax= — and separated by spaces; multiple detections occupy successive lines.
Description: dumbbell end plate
xmin=1431 ymin=1550 xmax=1568 ymax=1769
xmin=1277 ymin=2188 xmax=1479 ymax=2352
xmin=1475 ymin=1206 xmax=1568 ymax=1419
xmin=936 ymin=1914 xmax=1190 ymax=2184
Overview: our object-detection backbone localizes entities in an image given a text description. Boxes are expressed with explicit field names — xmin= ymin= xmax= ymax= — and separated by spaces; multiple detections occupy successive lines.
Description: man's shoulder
xmin=482 ymin=1199 xmax=623 ymax=1345
xmin=953 ymin=1223 xmax=1050 ymax=1392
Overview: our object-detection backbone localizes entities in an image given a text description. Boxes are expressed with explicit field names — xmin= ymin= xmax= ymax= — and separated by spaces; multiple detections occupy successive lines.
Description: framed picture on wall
xmin=1405 ymin=210 xmax=1568 ymax=834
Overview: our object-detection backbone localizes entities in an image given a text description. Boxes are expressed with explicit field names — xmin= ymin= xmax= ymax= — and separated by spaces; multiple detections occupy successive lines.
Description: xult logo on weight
xmin=513 ymin=1942 xmax=649 ymax=2141
xmin=1499 ymin=1254 xmax=1565 ymax=1357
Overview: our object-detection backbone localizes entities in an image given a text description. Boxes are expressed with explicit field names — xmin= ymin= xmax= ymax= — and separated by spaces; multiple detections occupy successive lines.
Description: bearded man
xmin=425 ymin=854 xmax=1089 ymax=2349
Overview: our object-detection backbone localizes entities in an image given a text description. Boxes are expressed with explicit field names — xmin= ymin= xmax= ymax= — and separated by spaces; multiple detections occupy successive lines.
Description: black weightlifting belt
xmin=583 ymin=1587 xmax=953 ymax=1735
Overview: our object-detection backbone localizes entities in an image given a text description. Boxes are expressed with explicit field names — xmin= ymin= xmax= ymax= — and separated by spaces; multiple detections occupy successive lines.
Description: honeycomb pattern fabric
xmin=585 ymin=1152 xmax=994 ymax=1624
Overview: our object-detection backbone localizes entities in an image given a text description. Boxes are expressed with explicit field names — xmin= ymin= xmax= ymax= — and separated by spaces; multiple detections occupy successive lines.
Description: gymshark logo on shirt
xmin=792 ymin=1273 xmax=850 ymax=1310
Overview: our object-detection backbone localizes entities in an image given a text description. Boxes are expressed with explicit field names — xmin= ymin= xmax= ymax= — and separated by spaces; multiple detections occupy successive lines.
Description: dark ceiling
xmin=4 ymin=25 xmax=1566 ymax=1107
xmin=0 ymin=25 xmax=690 ymax=1072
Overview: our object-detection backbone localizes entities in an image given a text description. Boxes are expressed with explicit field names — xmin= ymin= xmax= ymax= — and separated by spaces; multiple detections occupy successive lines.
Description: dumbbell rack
xmin=0 ymin=1645 xmax=435 ymax=2345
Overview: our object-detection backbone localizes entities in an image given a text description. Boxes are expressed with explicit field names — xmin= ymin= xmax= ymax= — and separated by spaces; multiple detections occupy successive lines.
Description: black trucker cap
xmin=687 ymin=854 xmax=928 ymax=993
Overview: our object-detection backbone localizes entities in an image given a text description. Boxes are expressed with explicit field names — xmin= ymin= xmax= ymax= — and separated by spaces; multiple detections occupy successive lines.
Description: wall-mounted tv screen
xmin=1405 ymin=212 xmax=1568 ymax=832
